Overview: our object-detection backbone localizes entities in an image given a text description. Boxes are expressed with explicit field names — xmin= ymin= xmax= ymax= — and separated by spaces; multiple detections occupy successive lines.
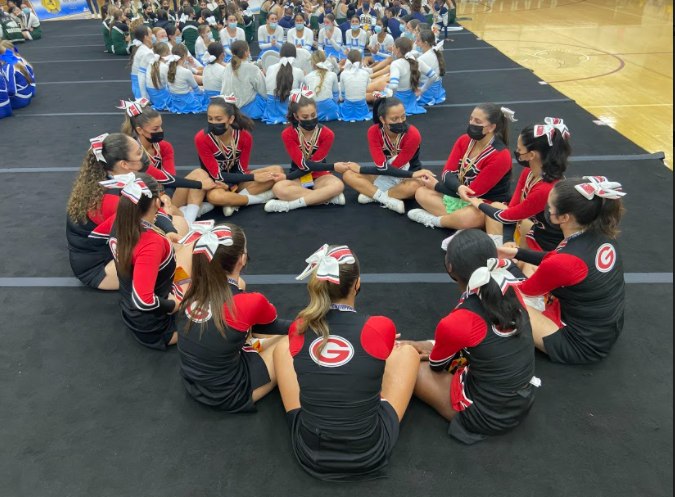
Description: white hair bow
xmin=433 ymin=40 xmax=444 ymax=52
xmin=164 ymin=54 xmax=181 ymax=63
xmin=179 ymin=13 xmax=188 ymax=23
xmin=180 ymin=220 xmax=234 ymax=261
xmin=317 ymin=61 xmax=333 ymax=71
xmin=468 ymin=259 xmax=520 ymax=295
xmin=132 ymin=39 xmax=143 ymax=48
xmin=500 ymin=107 xmax=518 ymax=123
xmin=280 ymin=56 xmax=296 ymax=66
xmin=404 ymin=51 xmax=417 ymax=61
xmin=116 ymin=98 xmax=150 ymax=117
xmin=209 ymin=94 xmax=237 ymax=104
xmin=297 ymin=244 xmax=356 ymax=285
xmin=90 ymin=134 xmax=109 ymax=163
xmin=575 ymin=176 xmax=626 ymax=201
xmin=204 ymin=54 xmax=217 ymax=64
xmin=206 ymin=16 xmax=217 ymax=26
xmin=100 ymin=173 xmax=153 ymax=205
xmin=289 ymin=84 xmax=315 ymax=103
xmin=152 ymin=54 xmax=162 ymax=63
xmin=343 ymin=60 xmax=361 ymax=72
xmin=534 ymin=117 xmax=571 ymax=147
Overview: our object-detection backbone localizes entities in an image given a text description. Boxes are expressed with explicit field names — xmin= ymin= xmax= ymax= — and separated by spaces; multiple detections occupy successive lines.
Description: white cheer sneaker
xmin=264 ymin=200 xmax=291 ymax=213
xmin=408 ymin=209 xmax=438 ymax=228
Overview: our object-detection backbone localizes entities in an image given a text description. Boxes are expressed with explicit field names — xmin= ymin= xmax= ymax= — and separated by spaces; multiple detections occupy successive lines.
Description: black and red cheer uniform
xmin=437 ymin=135 xmax=512 ymax=203
xmin=364 ymin=124 xmax=422 ymax=175
xmin=110 ymin=220 xmax=178 ymax=350
xmin=429 ymin=262 xmax=537 ymax=445
xmin=194 ymin=128 xmax=255 ymax=187
xmin=287 ymin=307 xmax=399 ymax=482
xmin=141 ymin=139 xmax=203 ymax=192
xmin=282 ymin=124 xmax=335 ymax=181
xmin=517 ymin=230 xmax=625 ymax=364
xmin=66 ymin=188 xmax=122 ymax=289
xmin=177 ymin=280 xmax=290 ymax=413
xmin=479 ymin=169 xmax=564 ymax=251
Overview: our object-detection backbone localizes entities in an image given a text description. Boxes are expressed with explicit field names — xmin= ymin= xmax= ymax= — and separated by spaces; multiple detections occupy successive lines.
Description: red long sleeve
xmin=237 ymin=131 xmax=253 ymax=173
xmin=518 ymin=253 xmax=589 ymax=297
xmin=283 ymin=126 xmax=334 ymax=170
xmin=465 ymin=149 xmax=513 ymax=197
xmin=367 ymin=125 xmax=388 ymax=168
xmin=195 ymin=131 xmax=221 ymax=180
xmin=131 ymin=233 xmax=174 ymax=313
xmin=159 ymin=141 xmax=176 ymax=175
xmin=442 ymin=135 xmax=470 ymax=175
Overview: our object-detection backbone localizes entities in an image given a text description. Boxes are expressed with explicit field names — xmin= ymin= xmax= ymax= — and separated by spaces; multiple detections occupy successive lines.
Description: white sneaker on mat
xmin=264 ymin=200 xmax=291 ymax=213
xmin=223 ymin=206 xmax=239 ymax=217
xmin=325 ymin=194 xmax=346 ymax=206
xmin=379 ymin=196 xmax=405 ymax=215
xmin=358 ymin=194 xmax=376 ymax=205
xmin=441 ymin=230 xmax=465 ymax=252
xmin=197 ymin=202 xmax=215 ymax=218
xmin=408 ymin=209 xmax=438 ymax=228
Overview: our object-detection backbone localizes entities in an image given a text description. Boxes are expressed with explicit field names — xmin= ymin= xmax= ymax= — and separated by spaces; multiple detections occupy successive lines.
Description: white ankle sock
xmin=373 ymin=189 xmax=389 ymax=202
xmin=183 ymin=204 xmax=200 ymax=224
xmin=239 ymin=189 xmax=265 ymax=206
xmin=289 ymin=198 xmax=308 ymax=210
xmin=430 ymin=215 xmax=443 ymax=228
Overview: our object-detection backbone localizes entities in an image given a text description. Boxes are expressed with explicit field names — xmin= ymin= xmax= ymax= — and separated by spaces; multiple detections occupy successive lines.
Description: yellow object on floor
xmin=457 ymin=0 xmax=674 ymax=168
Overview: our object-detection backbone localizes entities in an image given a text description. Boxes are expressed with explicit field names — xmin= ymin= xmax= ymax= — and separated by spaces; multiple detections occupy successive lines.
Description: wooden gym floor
xmin=457 ymin=0 xmax=674 ymax=168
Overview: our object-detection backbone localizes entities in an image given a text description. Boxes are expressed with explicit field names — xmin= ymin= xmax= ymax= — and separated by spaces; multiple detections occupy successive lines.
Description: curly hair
xmin=66 ymin=134 xmax=132 ymax=224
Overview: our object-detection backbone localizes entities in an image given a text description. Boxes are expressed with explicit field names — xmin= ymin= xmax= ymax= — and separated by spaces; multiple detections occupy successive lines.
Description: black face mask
xmin=544 ymin=205 xmax=560 ymax=227
xmin=514 ymin=149 xmax=530 ymax=168
xmin=146 ymin=131 xmax=165 ymax=144
xmin=208 ymin=122 xmax=229 ymax=136
xmin=299 ymin=118 xmax=319 ymax=131
xmin=467 ymin=124 xmax=486 ymax=141
xmin=388 ymin=122 xmax=408 ymax=135
xmin=138 ymin=154 xmax=151 ymax=172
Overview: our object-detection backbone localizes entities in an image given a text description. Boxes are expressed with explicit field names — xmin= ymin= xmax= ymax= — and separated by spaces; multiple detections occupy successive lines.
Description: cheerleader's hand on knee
xmin=271 ymin=172 xmax=287 ymax=182
xmin=346 ymin=162 xmax=362 ymax=174
xmin=497 ymin=246 xmax=519 ymax=260
xmin=418 ymin=175 xmax=438 ymax=189
xmin=334 ymin=162 xmax=351 ymax=174
xmin=458 ymin=185 xmax=476 ymax=202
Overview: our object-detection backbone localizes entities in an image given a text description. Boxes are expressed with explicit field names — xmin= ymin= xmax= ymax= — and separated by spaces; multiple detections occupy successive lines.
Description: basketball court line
xmin=0 ymin=273 xmax=671 ymax=287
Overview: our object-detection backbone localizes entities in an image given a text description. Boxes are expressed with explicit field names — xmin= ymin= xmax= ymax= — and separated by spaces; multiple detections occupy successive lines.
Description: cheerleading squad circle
xmin=65 ymin=95 xmax=627 ymax=482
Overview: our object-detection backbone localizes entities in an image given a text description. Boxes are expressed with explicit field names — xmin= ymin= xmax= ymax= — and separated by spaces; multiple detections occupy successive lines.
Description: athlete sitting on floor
xmin=195 ymin=96 xmax=282 ymax=218
xmin=464 ymin=118 xmax=571 ymax=252
xmin=401 ymin=230 xmax=539 ymax=445
xmin=499 ymin=177 xmax=627 ymax=365
xmin=408 ymin=103 xmax=516 ymax=236
xmin=106 ymin=173 xmax=193 ymax=350
xmin=342 ymin=97 xmax=424 ymax=214
xmin=177 ymin=221 xmax=291 ymax=412
xmin=274 ymin=244 xmax=421 ymax=481
xmin=265 ymin=91 xmax=347 ymax=213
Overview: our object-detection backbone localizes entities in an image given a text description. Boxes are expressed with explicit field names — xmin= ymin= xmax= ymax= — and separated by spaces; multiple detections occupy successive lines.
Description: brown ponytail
xmin=420 ymin=29 xmax=445 ymax=76
xmin=395 ymin=37 xmax=421 ymax=92
xmin=276 ymin=43 xmax=297 ymax=103
xmin=296 ymin=248 xmax=360 ymax=357
xmin=128 ymin=25 xmax=151 ymax=69
xmin=116 ymin=173 xmax=162 ymax=276
xmin=311 ymin=50 xmax=328 ymax=95
xmin=180 ymin=224 xmax=247 ymax=337
xmin=230 ymin=40 xmax=249 ymax=75
xmin=168 ymin=43 xmax=188 ymax=84
xmin=151 ymin=42 xmax=171 ymax=89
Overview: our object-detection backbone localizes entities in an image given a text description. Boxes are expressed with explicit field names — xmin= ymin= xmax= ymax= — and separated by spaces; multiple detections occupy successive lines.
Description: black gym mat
xmin=0 ymin=19 xmax=672 ymax=497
